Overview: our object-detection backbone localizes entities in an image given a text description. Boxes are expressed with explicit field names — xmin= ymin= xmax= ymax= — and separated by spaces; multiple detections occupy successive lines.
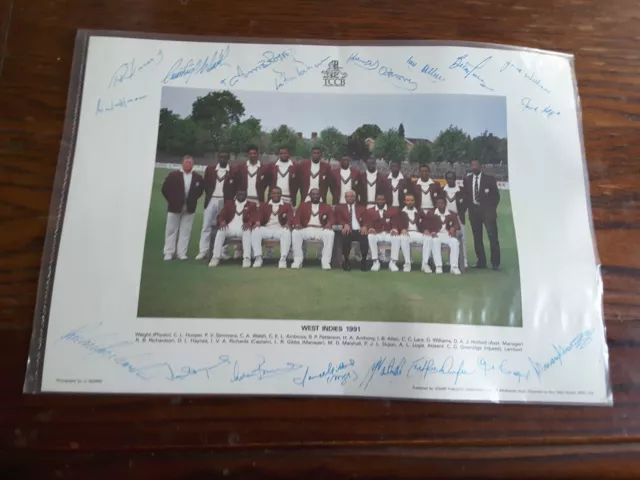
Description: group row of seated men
xmin=162 ymin=144 xmax=502 ymax=272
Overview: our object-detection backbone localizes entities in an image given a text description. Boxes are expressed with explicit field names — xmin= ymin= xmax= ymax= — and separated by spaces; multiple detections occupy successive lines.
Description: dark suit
xmin=161 ymin=170 xmax=204 ymax=214
xmin=335 ymin=203 xmax=369 ymax=264
xmin=463 ymin=172 xmax=500 ymax=268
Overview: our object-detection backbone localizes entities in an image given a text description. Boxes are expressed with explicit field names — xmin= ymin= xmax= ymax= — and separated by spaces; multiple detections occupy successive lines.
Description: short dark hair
xmin=311 ymin=145 xmax=322 ymax=151
xmin=279 ymin=146 xmax=290 ymax=152
xmin=218 ymin=149 xmax=231 ymax=155
xmin=445 ymin=171 xmax=456 ymax=179
xmin=419 ymin=164 xmax=430 ymax=171
xmin=390 ymin=160 xmax=401 ymax=165
xmin=436 ymin=195 xmax=446 ymax=203
xmin=247 ymin=145 xmax=259 ymax=153
xmin=271 ymin=186 xmax=282 ymax=193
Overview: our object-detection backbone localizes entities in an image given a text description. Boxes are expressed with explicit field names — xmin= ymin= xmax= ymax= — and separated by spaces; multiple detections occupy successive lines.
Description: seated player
xmin=396 ymin=193 xmax=431 ymax=273
xmin=425 ymin=196 xmax=462 ymax=275
xmin=366 ymin=193 xmax=400 ymax=272
xmin=334 ymin=190 xmax=369 ymax=271
xmin=209 ymin=190 xmax=256 ymax=268
xmin=251 ymin=187 xmax=294 ymax=269
xmin=291 ymin=188 xmax=335 ymax=270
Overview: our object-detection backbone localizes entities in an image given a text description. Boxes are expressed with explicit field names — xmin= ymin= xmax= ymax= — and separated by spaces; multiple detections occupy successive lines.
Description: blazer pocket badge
xmin=229 ymin=179 xmax=233 ymax=183
xmin=484 ymin=188 xmax=489 ymax=193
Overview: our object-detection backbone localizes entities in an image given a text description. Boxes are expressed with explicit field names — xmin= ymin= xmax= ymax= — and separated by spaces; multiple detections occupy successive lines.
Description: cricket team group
xmin=161 ymin=145 xmax=502 ymax=274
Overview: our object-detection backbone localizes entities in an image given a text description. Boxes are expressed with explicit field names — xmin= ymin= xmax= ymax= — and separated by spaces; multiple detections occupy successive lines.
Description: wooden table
xmin=1 ymin=0 xmax=639 ymax=477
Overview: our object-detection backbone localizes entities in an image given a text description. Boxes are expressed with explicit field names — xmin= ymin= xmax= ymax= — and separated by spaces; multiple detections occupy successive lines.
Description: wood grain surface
xmin=1 ymin=0 xmax=640 ymax=478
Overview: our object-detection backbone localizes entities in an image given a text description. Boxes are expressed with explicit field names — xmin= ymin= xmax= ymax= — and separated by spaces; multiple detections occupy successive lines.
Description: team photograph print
xmin=138 ymin=87 xmax=521 ymax=326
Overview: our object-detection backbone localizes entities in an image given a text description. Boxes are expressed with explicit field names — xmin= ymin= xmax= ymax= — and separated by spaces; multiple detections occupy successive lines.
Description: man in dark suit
xmin=291 ymin=188 xmax=335 ymax=270
xmin=161 ymin=155 xmax=204 ymax=260
xmin=196 ymin=151 xmax=236 ymax=260
xmin=297 ymin=146 xmax=332 ymax=203
xmin=463 ymin=159 xmax=501 ymax=270
xmin=334 ymin=190 xmax=370 ymax=271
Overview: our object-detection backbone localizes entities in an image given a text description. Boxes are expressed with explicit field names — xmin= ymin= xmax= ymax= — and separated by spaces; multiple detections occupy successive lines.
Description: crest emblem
xmin=322 ymin=60 xmax=347 ymax=87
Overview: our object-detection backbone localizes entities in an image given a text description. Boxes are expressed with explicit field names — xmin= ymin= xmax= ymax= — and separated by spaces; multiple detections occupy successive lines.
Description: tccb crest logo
xmin=322 ymin=60 xmax=347 ymax=87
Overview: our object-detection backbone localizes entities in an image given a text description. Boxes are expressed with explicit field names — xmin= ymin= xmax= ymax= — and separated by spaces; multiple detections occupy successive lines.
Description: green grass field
xmin=137 ymin=168 xmax=522 ymax=326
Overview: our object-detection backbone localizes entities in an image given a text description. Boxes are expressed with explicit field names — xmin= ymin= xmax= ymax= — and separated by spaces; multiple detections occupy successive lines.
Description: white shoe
xmin=321 ymin=261 xmax=331 ymax=270
xmin=178 ymin=256 xmax=188 ymax=260
xmin=291 ymin=261 xmax=302 ymax=269
xmin=389 ymin=261 xmax=399 ymax=272
xmin=208 ymin=258 xmax=220 ymax=267
xmin=163 ymin=254 xmax=172 ymax=261
xmin=403 ymin=263 xmax=411 ymax=273
xmin=278 ymin=258 xmax=287 ymax=269
xmin=371 ymin=260 xmax=380 ymax=272
xmin=422 ymin=263 xmax=432 ymax=273
xmin=451 ymin=267 xmax=461 ymax=275
xmin=253 ymin=256 xmax=263 ymax=268
xmin=435 ymin=266 xmax=443 ymax=274
xmin=242 ymin=258 xmax=251 ymax=268
xmin=195 ymin=253 xmax=207 ymax=260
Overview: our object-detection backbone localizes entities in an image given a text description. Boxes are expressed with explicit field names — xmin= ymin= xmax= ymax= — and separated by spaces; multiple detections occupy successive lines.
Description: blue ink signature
xmin=273 ymin=56 xmax=331 ymax=91
xmin=231 ymin=355 xmax=304 ymax=382
xmin=477 ymin=358 xmax=530 ymax=383
xmin=223 ymin=49 xmax=292 ymax=88
xmin=162 ymin=46 xmax=231 ymax=84
xmin=528 ymin=329 xmax=594 ymax=380
xmin=448 ymin=54 xmax=494 ymax=91
xmin=348 ymin=53 xmax=418 ymax=91
xmin=293 ymin=359 xmax=358 ymax=387
xmin=109 ymin=49 xmax=164 ymax=88
xmin=521 ymin=97 xmax=560 ymax=118
xmin=96 ymin=95 xmax=148 ymax=115
xmin=359 ymin=356 xmax=407 ymax=390
xmin=407 ymin=56 xmax=418 ymax=68
xmin=407 ymin=356 xmax=475 ymax=386
xmin=500 ymin=60 xmax=551 ymax=94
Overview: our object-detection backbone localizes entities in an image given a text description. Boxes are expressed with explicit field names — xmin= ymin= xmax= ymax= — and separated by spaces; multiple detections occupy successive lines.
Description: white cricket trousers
xmin=292 ymin=227 xmax=335 ymax=265
xmin=399 ymin=231 xmax=430 ymax=264
xmin=212 ymin=227 xmax=252 ymax=260
xmin=198 ymin=197 xmax=224 ymax=256
xmin=432 ymin=232 xmax=460 ymax=268
xmin=252 ymin=227 xmax=292 ymax=259
xmin=164 ymin=210 xmax=195 ymax=258
xmin=368 ymin=233 xmax=400 ymax=261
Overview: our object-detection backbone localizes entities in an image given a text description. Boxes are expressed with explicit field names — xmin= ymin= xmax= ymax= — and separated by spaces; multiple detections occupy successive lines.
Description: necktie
xmin=474 ymin=174 xmax=479 ymax=204
xmin=349 ymin=204 xmax=354 ymax=227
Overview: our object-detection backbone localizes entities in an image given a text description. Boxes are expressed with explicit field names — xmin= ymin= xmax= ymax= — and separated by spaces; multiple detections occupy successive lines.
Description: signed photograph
xmin=137 ymin=86 xmax=521 ymax=326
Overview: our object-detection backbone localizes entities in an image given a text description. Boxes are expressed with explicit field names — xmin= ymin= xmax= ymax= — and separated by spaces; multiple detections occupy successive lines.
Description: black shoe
xmin=492 ymin=265 xmax=500 ymax=271
xmin=360 ymin=261 xmax=369 ymax=272
xmin=473 ymin=263 xmax=487 ymax=269
xmin=343 ymin=260 xmax=352 ymax=271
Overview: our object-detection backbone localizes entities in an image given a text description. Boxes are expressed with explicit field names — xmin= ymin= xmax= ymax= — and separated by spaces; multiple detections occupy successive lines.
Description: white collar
xmin=180 ymin=168 xmax=192 ymax=175
xmin=277 ymin=160 xmax=291 ymax=167
xmin=247 ymin=160 xmax=261 ymax=168
xmin=235 ymin=200 xmax=246 ymax=208
xmin=417 ymin=178 xmax=434 ymax=185
xmin=311 ymin=202 xmax=320 ymax=209
xmin=388 ymin=172 xmax=404 ymax=180
xmin=473 ymin=172 xmax=482 ymax=178
xmin=445 ymin=184 xmax=458 ymax=189
xmin=269 ymin=200 xmax=282 ymax=206
xmin=341 ymin=168 xmax=351 ymax=175
xmin=435 ymin=208 xmax=448 ymax=217
xmin=216 ymin=164 xmax=229 ymax=171
xmin=311 ymin=160 xmax=321 ymax=167
xmin=366 ymin=170 xmax=377 ymax=177
xmin=403 ymin=207 xmax=416 ymax=214
xmin=376 ymin=205 xmax=388 ymax=212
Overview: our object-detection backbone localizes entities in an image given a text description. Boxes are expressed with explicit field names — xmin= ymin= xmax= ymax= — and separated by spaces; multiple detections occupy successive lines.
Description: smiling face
xmin=419 ymin=165 xmax=430 ymax=181
xmin=309 ymin=188 xmax=321 ymax=203
xmin=279 ymin=148 xmax=290 ymax=162
xmin=340 ymin=156 xmax=351 ymax=169
xmin=376 ymin=193 xmax=387 ymax=209
xmin=404 ymin=194 xmax=415 ymax=209
xmin=248 ymin=148 xmax=259 ymax=163
xmin=218 ymin=152 xmax=230 ymax=167
xmin=270 ymin=187 xmax=282 ymax=203
xmin=182 ymin=156 xmax=194 ymax=173
xmin=436 ymin=196 xmax=446 ymax=212
xmin=311 ymin=148 xmax=322 ymax=162
xmin=345 ymin=191 xmax=356 ymax=205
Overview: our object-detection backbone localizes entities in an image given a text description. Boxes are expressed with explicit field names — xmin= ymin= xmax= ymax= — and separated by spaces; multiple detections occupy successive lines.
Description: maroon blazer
xmin=293 ymin=202 xmax=334 ymax=229
xmin=412 ymin=179 xmax=443 ymax=209
xmin=233 ymin=161 xmax=268 ymax=202
xmin=462 ymin=172 xmax=500 ymax=215
xmin=425 ymin=209 xmax=462 ymax=234
xmin=297 ymin=159 xmax=332 ymax=202
xmin=334 ymin=203 xmax=369 ymax=227
xmin=252 ymin=202 xmax=294 ymax=227
xmin=217 ymin=200 xmax=257 ymax=227
xmin=396 ymin=208 xmax=428 ymax=233
xmin=364 ymin=206 xmax=400 ymax=233
xmin=387 ymin=175 xmax=411 ymax=208
xmin=358 ymin=171 xmax=391 ymax=206
xmin=203 ymin=164 xmax=235 ymax=207
xmin=161 ymin=170 xmax=204 ymax=214
xmin=330 ymin=167 xmax=362 ymax=205
xmin=263 ymin=161 xmax=299 ymax=206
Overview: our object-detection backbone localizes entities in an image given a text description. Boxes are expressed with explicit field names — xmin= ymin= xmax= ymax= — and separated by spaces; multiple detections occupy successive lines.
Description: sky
xmin=161 ymin=87 xmax=507 ymax=141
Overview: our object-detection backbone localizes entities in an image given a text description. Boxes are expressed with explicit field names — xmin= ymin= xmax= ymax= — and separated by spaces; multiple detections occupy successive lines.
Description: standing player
xmin=443 ymin=171 xmax=468 ymax=268
xmin=425 ymin=196 xmax=462 ymax=275
xmin=208 ymin=190 xmax=257 ymax=268
xmin=387 ymin=160 xmax=409 ymax=208
xmin=251 ymin=187 xmax=293 ymax=269
xmin=291 ymin=188 xmax=335 ymax=270
xmin=334 ymin=190 xmax=370 ymax=271
xmin=463 ymin=159 xmax=501 ymax=270
xmin=234 ymin=145 xmax=266 ymax=204
xmin=396 ymin=193 xmax=431 ymax=273
xmin=360 ymin=157 xmax=390 ymax=207
xmin=298 ymin=146 xmax=332 ymax=203
xmin=331 ymin=155 xmax=361 ymax=205
xmin=365 ymin=193 xmax=401 ymax=272
xmin=263 ymin=147 xmax=298 ymax=206
xmin=196 ymin=151 xmax=235 ymax=260
xmin=161 ymin=155 xmax=204 ymax=260
xmin=413 ymin=164 xmax=441 ymax=212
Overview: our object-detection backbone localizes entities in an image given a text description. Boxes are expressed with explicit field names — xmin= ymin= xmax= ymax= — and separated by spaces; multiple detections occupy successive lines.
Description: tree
xmin=398 ymin=123 xmax=405 ymax=139
xmin=157 ymin=108 xmax=182 ymax=154
xmin=497 ymin=138 xmax=508 ymax=165
xmin=268 ymin=125 xmax=299 ymax=154
xmin=409 ymin=142 xmax=432 ymax=164
xmin=318 ymin=127 xmax=348 ymax=160
xmin=294 ymin=139 xmax=312 ymax=158
xmin=468 ymin=130 xmax=502 ymax=165
xmin=432 ymin=125 xmax=471 ymax=164
xmin=190 ymin=91 xmax=246 ymax=150
xmin=353 ymin=124 xmax=382 ymax=140
xmin=372 ymin=129 xmax=407 ymax=163
xmin=346 ymin=134 xmax=369 ymax=161
xmin=221 ymin=116 xmax=262 ymax=154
